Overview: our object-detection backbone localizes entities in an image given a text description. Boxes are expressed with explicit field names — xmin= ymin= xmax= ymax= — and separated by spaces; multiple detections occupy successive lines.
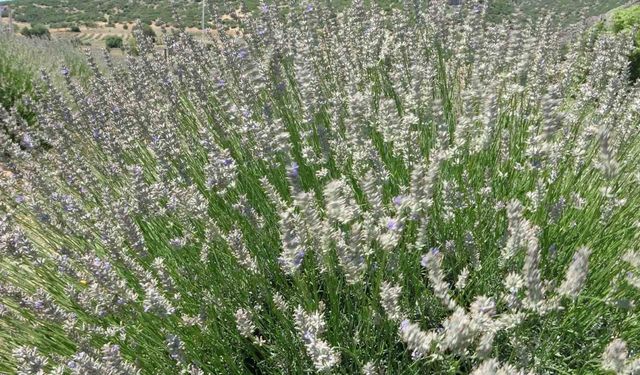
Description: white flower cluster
xmin=602 ymin=339 xmax=640 ymax=374
xmin=293 ymin=305 xmax=340 ymax=372
xmin=235 ymin=308 xmax=266 ymax=346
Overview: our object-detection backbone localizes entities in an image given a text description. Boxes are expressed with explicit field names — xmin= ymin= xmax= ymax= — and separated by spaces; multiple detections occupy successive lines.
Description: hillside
xmin=7 ymin=0 xmax=231 ymax=29
xmin=2 ymin=0 xmax=633 ymax=28
xmin=485 ymin=0 xmax=629 ymax=23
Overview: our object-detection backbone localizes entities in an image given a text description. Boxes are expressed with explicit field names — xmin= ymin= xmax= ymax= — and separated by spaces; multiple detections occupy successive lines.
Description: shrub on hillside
xmin=612 ymin=5 xmax=640 ymax=32
xmin=611 ymin=5 xmax=640 ymax=81
xmin=69 ymin=25 xmax=81 ymax=33
xmin=105 ymin=35 xmax=123 ymax=49
xmin=20 ymin=24 xmax=50 ymax=39
xmin=49 ymin=22 xmax=71 ymax=29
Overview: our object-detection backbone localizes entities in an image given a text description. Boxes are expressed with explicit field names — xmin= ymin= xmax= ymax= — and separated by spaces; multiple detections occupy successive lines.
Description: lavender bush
xmin=1 ymin=31 xmax=93 ymax=154
xmin=1 ymin=1 xmax=640 ymax=373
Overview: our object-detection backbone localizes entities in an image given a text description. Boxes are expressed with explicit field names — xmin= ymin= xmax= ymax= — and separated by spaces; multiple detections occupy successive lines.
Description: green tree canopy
xmin=105 ymin=35 xmax=123 ymax=49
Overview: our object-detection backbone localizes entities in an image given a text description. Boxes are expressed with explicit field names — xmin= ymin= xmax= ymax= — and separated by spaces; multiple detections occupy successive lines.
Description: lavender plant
xmin=0 ymin=30 xmax=93 ymax=156
xmin=1 ymin=1 xmax=639 ymax=373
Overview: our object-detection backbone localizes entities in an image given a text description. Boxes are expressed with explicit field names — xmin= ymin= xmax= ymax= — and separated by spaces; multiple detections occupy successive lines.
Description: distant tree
xmin=20 ymin=25 xmax=51 ymax=39
xmin=105 ymin=35 xmax=123 ymax=49
xmin=69 ymin=25 xmax=81 ymax=32
xmin=123 ymin=24 xmax=129 ymax=30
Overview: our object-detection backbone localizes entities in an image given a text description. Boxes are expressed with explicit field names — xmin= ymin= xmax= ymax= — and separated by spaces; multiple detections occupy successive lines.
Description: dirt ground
xmin=8 ymin=7 xmax=246 ymax=51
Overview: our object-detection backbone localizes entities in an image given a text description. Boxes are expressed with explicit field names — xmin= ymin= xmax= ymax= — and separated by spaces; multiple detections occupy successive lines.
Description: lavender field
xmin=1 ymin=1 xmax=640 ymax=374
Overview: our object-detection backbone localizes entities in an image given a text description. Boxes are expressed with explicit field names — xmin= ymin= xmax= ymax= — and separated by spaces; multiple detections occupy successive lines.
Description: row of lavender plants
xmin=1 ymin=1 xmax=639 ymax=373
xmin=0 ymin=32 xmax=92 ymax=148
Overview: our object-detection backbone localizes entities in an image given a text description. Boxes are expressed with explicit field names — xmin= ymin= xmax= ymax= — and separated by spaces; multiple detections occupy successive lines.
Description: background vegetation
xmin=0 ymin=31 xmax=93 ymax=151
xmin=611 ymin=5 xmax=640 ymax=81
xmin=3 ymin=0 xmax=633 ymax=28
xmin=104 ymin=35 xmax=123 ymax=49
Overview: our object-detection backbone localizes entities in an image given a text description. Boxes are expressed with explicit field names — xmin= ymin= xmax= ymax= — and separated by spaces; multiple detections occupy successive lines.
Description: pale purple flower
xmin=293 ymin=250 xmax=305 ymax=267
xmin=421 ymin=248 xmax=440 ymax=267
xmin=289 ymin=162 xmax=299 ymax=178
xmin=392 ymin=195 xmax=405 ymax=206
xmin=21 ymin=134 xmax=34 ymax=149
xmin=421 ymin=255 xmax=428 ymax=268
xmin=400 ymin=319 xmax=410 ymax=331
xmin=387 ymin=219 xmax=401 ymax=231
